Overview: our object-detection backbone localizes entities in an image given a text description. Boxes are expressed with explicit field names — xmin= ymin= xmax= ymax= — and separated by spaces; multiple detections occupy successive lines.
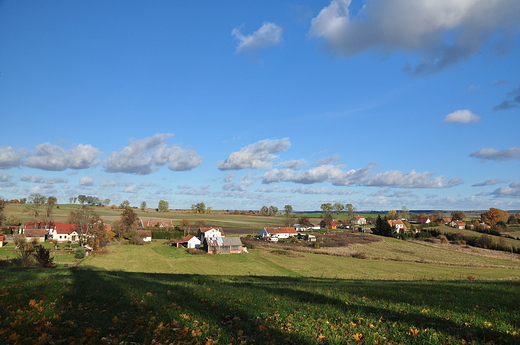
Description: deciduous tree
xmin=260 ymin=206 xmax=269 ymax=216
xmin=451 ymin=211 xmax=466 ymax=221
xmin=268 ymin=206 xmax=278 ymax=216
xmin=140 ymin=201 xmax=147 ymax=211
xmin=158 ymin=200 xmax=169 ymax=212
xmin=333 ymin=203 xmax=344 ymax=218
xmin=120 ymin=200 xmax=130 ymax=209
xmin=180 ymin=219 xmax=190 ymax=236
xmin=387 ymin=210 xmax=397 ymax=220
xmin=25 ymin=193 xmax=47 ymax=222
xmin=320 ymin=203 xmax=333 ymax=218
xmin=191 ymin=202 xmax=206 ymax=213
xmin=481 ymin=208 xmax=509 ymax=227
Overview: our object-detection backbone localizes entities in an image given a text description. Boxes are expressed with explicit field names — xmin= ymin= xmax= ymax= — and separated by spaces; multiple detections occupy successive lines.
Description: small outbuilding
xmin=205 ymin=237 xmax=243 ymax=254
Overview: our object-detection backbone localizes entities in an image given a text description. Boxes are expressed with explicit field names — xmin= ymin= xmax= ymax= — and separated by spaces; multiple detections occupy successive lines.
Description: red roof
xmin=54 ymin=223 xmax=79 ymax=235
xmin=264 ymin=227 xmax=297 ymax=234
xmin=25 ymin=222 xmax=55 ymax=229
xmin=141 ymin=220 xmax=174 ymax=228
xmin=0 ymin=236 xmax=5 ymax=241
xmin=174 ymin=234 xmax=198 ymax=243
xmin=25 ymin=229 xmax=46 ymax=237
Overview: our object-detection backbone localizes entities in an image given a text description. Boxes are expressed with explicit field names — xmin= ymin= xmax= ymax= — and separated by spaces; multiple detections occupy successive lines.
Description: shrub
xmin=74 ymin=247 xmax=86 ymax=259
xmin=186 ymin=248 xmax=206 ymax=255
xmin=130 ymin=235 xmax=145 ymax=245
xmin=34 ymin=246 xmax=56 ymax=268
xmin=351 ymin=252 xmax=367 ymax=259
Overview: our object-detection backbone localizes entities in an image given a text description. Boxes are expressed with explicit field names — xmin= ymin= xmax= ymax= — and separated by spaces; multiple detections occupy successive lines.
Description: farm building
xmin=204 ymin=237 xmax=243 ymax=254
xmin=173 ymin=234 xmax=201 ymax=248
xmin=260 ymin=227 xmax=297 ymax=239
xmin=197 ymin=227 xmax=224 ymax=242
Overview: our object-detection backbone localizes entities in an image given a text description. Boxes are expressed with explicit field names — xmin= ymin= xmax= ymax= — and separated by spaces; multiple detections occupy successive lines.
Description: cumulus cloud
xmin=222 ymin=180 xmax=255 ymax=192
xmin=491 ymin=181 xmax=520 ymax=198
xmin=20 ymin=175 xmax=46 ymax=183
xmin=123 ymin=185 xmax=139 ymax=193
xmin=287 ymin=186 xmax=361 ymax=195
xmin=493 ymin=85 xmax=520 ymax=111
xmin=174 ymin=186 xmax=211 ymax=196
xmin=470 ymin=147 xmax=520 ymax=161
xmin=364 ymin=170 xmax=463 ymax=188
xmin=24 ymin=143 xmax=101 ymax=171
xmin=309 ymin=0 xmax=520 ymax=75
xmin=79 ymin=176 xmax=94 ymax=186
xmin=103 ymin=134 xmax=202 ymax=175
xmin=0 ymin=146 xmax=27 ymax=169
xmin=261 ymin=163 xmax=373 ymax=186
xmin=232 ymin=22 xmax=283 ymax=54
xmin=217 ymin=138 xmax=291 ymax=171
xmin=442 ymin=109 xmax=480 ymax=123
xmin=472 ymin=179 xmax=506 ymax=187
xmin=100 ymin=180 xmax=118 ymax=187
xmin=0 ymin=172 xmax=16 ymax=187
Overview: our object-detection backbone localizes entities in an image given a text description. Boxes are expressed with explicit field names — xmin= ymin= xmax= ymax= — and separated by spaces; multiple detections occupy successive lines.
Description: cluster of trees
xmin=372 ymin=215 xmax=397 ymax=238
xmin=320 ymin=203 xmax=356 ymax=218
xmin=70 ymin=195 xmax=111 ymax=207
xmin=191 ymin=202 xmax=209 ymax=213
xmin=259 ymin=206 xmax=279 ymax=216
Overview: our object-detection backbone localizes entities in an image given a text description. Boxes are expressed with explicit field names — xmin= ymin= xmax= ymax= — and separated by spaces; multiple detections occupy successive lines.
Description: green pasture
xmin=79 ymin=239 xmax=520 ymax=281
xmin=1 ymin=267 xmax=519 ymax=344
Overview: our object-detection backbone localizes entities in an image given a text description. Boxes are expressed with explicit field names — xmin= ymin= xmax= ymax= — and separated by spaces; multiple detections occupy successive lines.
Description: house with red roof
xmin=260 ymin=227 xmax=297 ymax=239
xmin=387 ymin=219 xmax=407 ymax=233
xmin=0 ymin=235 xmax=5 ymax=248
xmin=172 ymin=234 xmax=201 ymax=248
xmin=49 ymin=222 xmax=80 ymax=243
xmin=137 ymin=230 xmax=152 ymax=242
xmin=353 ymin=216 xmax=367 ymax=225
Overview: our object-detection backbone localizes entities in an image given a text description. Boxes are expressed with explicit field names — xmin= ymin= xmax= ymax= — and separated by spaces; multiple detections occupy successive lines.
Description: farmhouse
xmin=204 ymin=237 xmax=243 ymax=254
xmin=353 ymin=216 xmax=367 ymax=225
xmin=50 ymin=223 xmax=80 ymax=243
xmin=172 ymin=234 xmax=201 ymax=248
xmin=23 ymin=229 xmax=46 ymax=242
xmin=387 ymin=219 xmax=407 ymax=233
xmin=417 ymin=217 xmax=430 ymax=224
xmin=197 ymin=227 xmax=224 ymax=242
xmin=260 ymin=227 xmax=297 ymax=239
xmin=451 ymin=220 xmax=466 ymax=230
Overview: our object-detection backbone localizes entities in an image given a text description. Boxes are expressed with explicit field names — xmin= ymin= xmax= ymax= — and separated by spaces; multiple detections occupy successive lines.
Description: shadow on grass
xmin=1 ymin=268 xmax=519 ymax=344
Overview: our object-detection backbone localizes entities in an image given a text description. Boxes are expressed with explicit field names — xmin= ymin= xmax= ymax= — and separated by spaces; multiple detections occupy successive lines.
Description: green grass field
xmin=2 ymin=205 xmax=520 ymax=344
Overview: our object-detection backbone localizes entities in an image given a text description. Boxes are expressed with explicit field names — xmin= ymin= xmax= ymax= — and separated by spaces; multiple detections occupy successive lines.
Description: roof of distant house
xmin=264 ymin=227 xmax=297 ymax=234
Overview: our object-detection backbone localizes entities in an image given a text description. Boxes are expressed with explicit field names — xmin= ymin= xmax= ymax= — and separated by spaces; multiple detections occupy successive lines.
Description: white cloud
xmin=261 ymin=163 xmax=373 ymax=186
xmin=123 ymin=185 xmax=139 ymax=193
xmin=309 ymin=0 xmax=520 ymax=75
xmin=20 ymin=174 xmax=46 ymax=183
xmin=0 ymin=146 xmax=27 ymax=169
xmin=103 ymin=134 xmax=203 ymax=175
xmin=24 ymin=143 xmax=101 ymax=171
xmin=364 ymin=170 xmax=463 ymax=188
xmin=492 ymin=181 xmax=520 ymax=198
xmin=79 ymin=176 xmax=94 ymax=186
xmin=217 ymin=138 xmax=291 ymax=171
xmin=472 ymin=179 xmax=506 ymax=187
xmin=442 ymin=109 xmax=480 ymax=123
xmin=470 ymin=147 xmax=520 ymax=161
xmin=222 ymin=180 xmax=255 ymax=192
xmin=0 ymin=172 xmax=16 ymax=187
xmin=232 ymin=22 xmax=283 ymax=54
xmin=287 ymin=186 xmax=361 ymax=195
xmin=100 ymin=180 xmax=119 ymax=187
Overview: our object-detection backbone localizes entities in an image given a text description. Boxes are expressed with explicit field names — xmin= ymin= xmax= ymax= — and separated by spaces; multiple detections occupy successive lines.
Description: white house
xmin=173 ymin=234 xmax=201 ymax=248
xmin=260 ymin=227 xmax=298 ymax=239
xmin=352 ymin=216 xmax=367 ymax=225
xmin=387 ymin=219 xmax=407 ymax=233
xmin=197 ymin=227 xmax=224 ymax=242
xmin=137 ymin=230 xmax=152 ymax=242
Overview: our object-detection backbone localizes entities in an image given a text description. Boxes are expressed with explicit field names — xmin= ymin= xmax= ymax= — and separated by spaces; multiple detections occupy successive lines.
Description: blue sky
xmin=1 ymin=0 xmax=519 ymax=211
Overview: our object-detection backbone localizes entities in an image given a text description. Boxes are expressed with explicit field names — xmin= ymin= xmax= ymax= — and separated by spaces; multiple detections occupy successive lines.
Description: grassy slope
xmin=79 ymin=239 xmax=520 ymax=281
xmin=1 ymin=268 xmax=519 ymax=344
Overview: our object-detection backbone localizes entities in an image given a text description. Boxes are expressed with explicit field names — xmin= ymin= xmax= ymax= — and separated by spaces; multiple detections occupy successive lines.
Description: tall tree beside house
xmin=373 ymin=215 xmax=396 ymax=238
xmin=24 ymin=193 xmax=47 ymax=222
xmin=451 ymin=211 xmax=466 ymax=221
xmin=320 ymin=203 xmax=333 ymax=218
xmin=115 ymin=208 xmax=140 ymax=240
xmin=387 ymin=210 xmax=397 ymax=220
xmin=68 ymin=205 xmax=107 ymax=248
xmin=0 ymin=199 xmax=6 ymax=227
xmin=283 ymin=205 xmax=296 ymax=227
xmin=180 ymin=219 xmax=190 ymax=236
xmin=481 ymin=208 xmax=509 ymax=227
xmin=158 ymin=200 xmax=169 ymax=212
xmin=345 ymin=203 xmax=355 ymax=220
xmin=299 ymin=216 xmax=311 ymax=228
xmin=43 ymin=196 xmax=57 ymax=228
xmin=333 ymin=203 xmax=344 ymax=218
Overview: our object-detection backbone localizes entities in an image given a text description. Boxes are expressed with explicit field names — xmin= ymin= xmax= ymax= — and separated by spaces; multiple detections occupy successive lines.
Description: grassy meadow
xmin=2 ymin=204 xmax=520 ymax=344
